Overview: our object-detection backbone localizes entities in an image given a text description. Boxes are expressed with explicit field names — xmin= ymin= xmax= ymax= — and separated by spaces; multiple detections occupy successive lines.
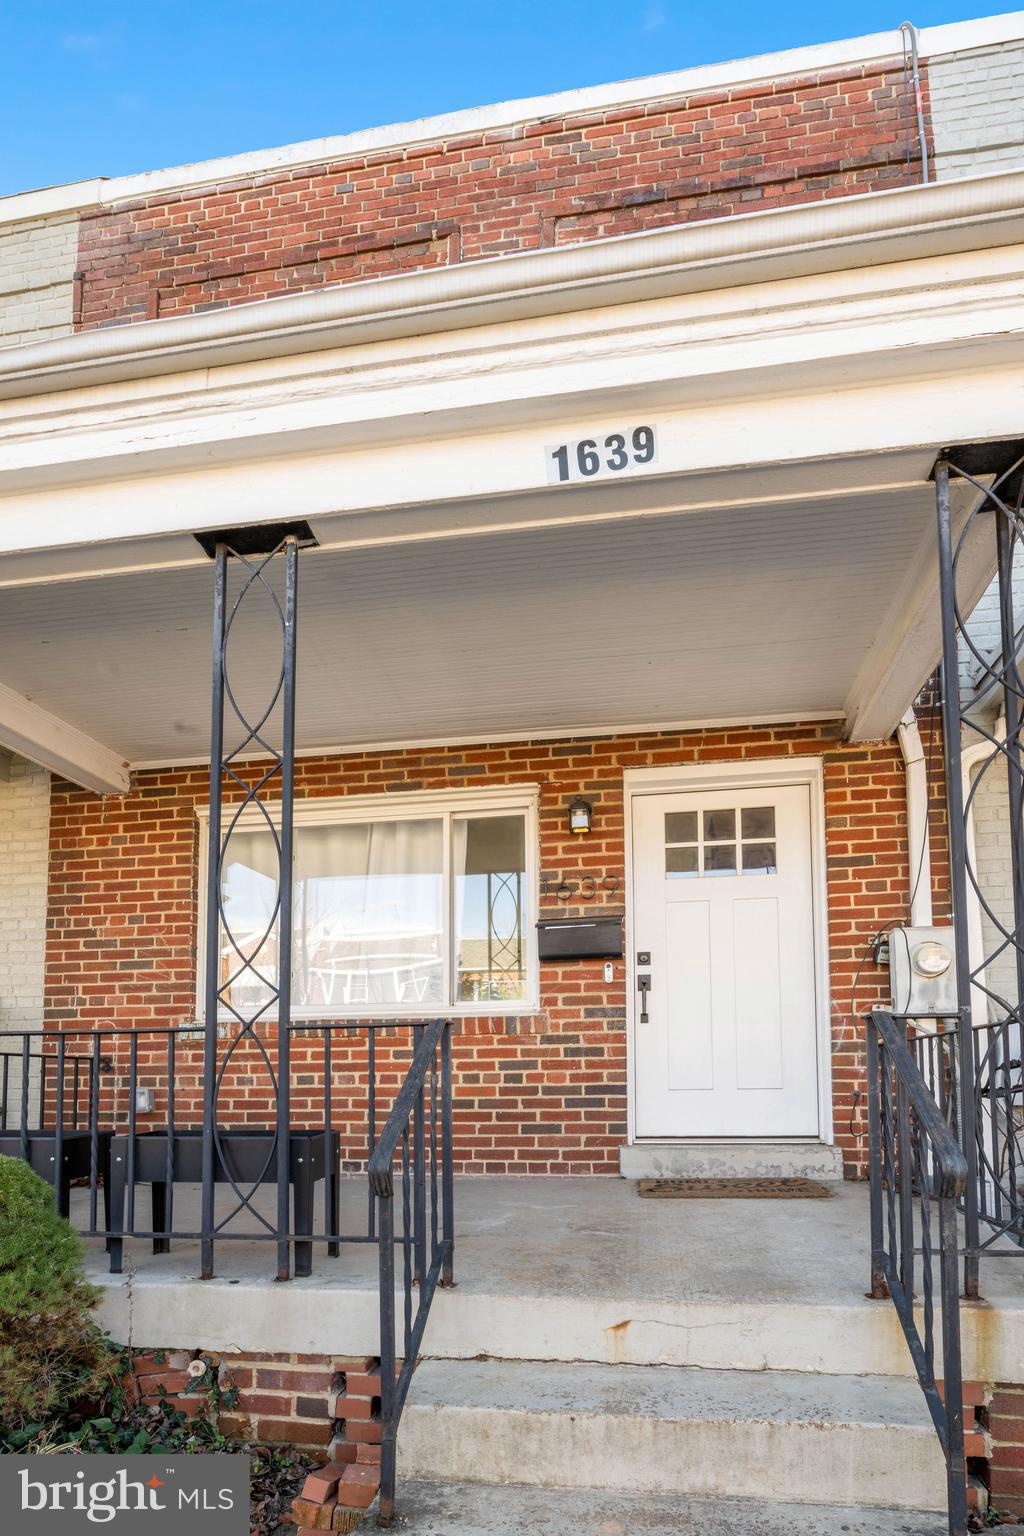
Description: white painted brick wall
xmin=0 ymin=212 xmax=77 ymax=347
xmin=0 ymin=757 xmax=50 ymax=1033
xmin=968 ymin=745 xmax=1019 ymax=1014
xmin=958 ymin=566 xmax=1024 ymax=1016
xmin=930 ymin=40 xmax=1024 ymax=178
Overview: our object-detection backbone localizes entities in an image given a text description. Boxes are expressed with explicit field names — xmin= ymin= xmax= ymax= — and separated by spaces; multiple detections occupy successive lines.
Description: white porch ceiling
xmin=0 ymin=486 xmax=949 ymax=767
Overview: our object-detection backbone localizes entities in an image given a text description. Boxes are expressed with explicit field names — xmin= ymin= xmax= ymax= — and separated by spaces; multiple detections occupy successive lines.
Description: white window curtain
xmin=294 ymin=819 xmax=443 ymax=1009
xmin=214 ymin=802 xmax=530 ymax=1016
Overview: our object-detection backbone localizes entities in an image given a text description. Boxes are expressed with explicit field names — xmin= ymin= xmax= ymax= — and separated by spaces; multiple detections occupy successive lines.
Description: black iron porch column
xmin=199 ymin=524 xmax=310 ymax=1281
xmin=935 ymin=460 xmax=981 ymax=1299
xmin=934 ymin=442 xmax=1024 ymax=1297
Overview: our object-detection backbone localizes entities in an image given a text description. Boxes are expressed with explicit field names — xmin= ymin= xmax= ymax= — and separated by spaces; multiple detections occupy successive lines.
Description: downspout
xmin=898 ymin=706 xmax=933 ymax=926
xmin=961 ymin=723 xmax=1003 ymax=1022
xmin=899 ymin=21 xmax=930 ymax=184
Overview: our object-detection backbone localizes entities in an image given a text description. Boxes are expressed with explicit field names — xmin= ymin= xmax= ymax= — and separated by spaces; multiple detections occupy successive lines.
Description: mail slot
xmin=537 ymin=916 xmax=623 ymax=961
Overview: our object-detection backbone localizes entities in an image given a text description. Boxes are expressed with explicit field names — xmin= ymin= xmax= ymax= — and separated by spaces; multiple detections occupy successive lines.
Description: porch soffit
xmin=0 ymin=484 xmax=974 ymax=770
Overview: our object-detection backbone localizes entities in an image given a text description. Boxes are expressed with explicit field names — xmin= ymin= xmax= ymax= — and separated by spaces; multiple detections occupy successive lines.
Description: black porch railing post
xmin=201 ymin=542 xmax=228 ymax=1281
xmin=939 ymin=1175 xmax=969 ymax=1536
xmin=935 ymin=458 xmax=981 ymax=1298
xmin=440 ymin=1020 xmax=455 ymax=1287
xmin=413 ymin=1025 xmax=426 ymax=1285
xmin=994 ymin=504 xmax=1024 ymax=1034
xmin=867 ymin=1010 xmax=969 ymax=1536
xmin=377 ymin=1184 xmax=398 ymax=1524
xmin=19 ymin=1034 xmax=29 ymax=1162
xmin=866 ymin=1020 xmax=887 ymax=1298
xmin=276 ymin=537 xmax=299 ymax=1282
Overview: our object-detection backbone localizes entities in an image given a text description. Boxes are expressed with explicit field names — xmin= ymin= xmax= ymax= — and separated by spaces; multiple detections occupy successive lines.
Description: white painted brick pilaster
xmin=0 ymin=757 xmax=50 ymax=1033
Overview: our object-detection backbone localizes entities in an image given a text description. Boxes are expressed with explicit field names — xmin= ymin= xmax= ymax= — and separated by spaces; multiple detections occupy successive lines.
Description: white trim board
xmin=2 ymin=13 xmax=1021 ymax=225
xmin=621 ymin=757 xmax=833 ymax=1148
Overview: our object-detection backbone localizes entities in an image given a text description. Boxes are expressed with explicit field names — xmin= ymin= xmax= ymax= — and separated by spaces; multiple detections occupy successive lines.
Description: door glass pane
xmin=741 ymin=806 xmax=776 ymax=840
xmin=703 ymin=808 xmax=736 ymax=842
xmin=665 ymin=810 xmax=698 ymax=843
xmin=666 ymin=845 xmax=699 ymax=877
xmin=454 ymin=814 xmax=527 ymax=1003
xmin=741 ymin=841 xmax=778 ymax=874
xmin=704 ymin=843 xmax=737 ymax=875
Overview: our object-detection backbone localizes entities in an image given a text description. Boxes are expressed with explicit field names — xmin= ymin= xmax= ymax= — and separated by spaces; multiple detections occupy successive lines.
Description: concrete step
xmin=397 ymin=1359 xmax=947 ymax=1511
xmin=392 ymin=1479 xmax=948 ymax=1536
xmin=619 ymin=1141 xmax=845 ymax=1180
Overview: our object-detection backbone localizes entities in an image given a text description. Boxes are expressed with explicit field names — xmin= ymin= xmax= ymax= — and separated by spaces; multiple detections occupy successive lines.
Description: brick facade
xmin=989 ymin=1382 xmax=1024 ymax=1515
xmin=74 ymin=60 xmax=928 ymax=330
xmin=44 ymin=720 xmax=945 ymax=1176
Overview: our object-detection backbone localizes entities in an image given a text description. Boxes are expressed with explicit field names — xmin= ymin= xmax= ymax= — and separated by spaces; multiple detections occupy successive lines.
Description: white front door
xmin=631 ymin=782 xmax=819 ymax=1139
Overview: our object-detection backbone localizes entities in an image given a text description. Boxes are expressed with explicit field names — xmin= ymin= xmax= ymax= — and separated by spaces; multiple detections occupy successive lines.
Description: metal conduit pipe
xmin=899 ymin=21 xmax=931 ymax=185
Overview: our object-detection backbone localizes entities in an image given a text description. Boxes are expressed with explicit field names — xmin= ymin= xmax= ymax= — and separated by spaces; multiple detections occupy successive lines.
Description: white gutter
xmin=2 ymin=166 xmax=1024 ymax=401
xmin=898 ymin=707 xmax=933 ymax=927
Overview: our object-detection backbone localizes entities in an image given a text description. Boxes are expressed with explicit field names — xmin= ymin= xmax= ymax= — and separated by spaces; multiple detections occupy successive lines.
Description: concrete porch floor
xmin=80 ymin=1177 xmax=1024 ymax=1381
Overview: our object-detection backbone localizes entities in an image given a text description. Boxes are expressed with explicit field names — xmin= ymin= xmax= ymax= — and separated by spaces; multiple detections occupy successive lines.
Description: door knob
xmin=637 ymin=972 xmax=651 ymax=1024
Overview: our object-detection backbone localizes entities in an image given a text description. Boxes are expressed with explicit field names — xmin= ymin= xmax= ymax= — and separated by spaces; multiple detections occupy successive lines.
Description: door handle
xmin=637 ymin=972 xmax=651 ymax=1024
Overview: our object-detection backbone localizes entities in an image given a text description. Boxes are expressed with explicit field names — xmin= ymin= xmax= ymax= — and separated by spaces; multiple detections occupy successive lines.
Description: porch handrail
xmin=866 ymin=1009 xmax=968 ymax=1536
xmin=368 ymin=1017 xmax=454 ymax=1525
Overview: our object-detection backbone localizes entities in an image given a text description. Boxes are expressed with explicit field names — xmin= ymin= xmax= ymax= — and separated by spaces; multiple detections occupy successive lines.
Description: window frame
xmin=196 ymin=785 xmax=540 ymax=1020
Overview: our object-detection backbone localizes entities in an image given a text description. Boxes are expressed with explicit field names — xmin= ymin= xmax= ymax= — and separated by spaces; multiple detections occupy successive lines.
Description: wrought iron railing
xmin=867 ymin=1010 xmax=968 ymax=1536
xmin=0 ymin=1040 xmax=94 ymax=1132
xmin=911 ymin=1018 xmax=1024 ymax=1252
xmin=369 ymin=1017 xmax=455 ymax=1525
xmin=0 ymin=1020 xmax=451 ymax=1281
xmin=934 ymin=441 xmax=1024 ymax=1294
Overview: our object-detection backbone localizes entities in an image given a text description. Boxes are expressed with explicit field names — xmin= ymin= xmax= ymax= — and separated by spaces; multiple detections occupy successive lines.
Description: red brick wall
xmin=45 ymin=721 xmax=940 ymax=1176
xmin=127 ymin=1347 xmax=380 ymax=1456
xmin=75 ymin=61 xmax=929 ymax=329
xmin=989 ymin=1384 xmax=1024 ymax=1515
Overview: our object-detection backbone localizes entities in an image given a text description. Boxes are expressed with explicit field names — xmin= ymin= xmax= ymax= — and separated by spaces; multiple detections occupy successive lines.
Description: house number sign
xmin=541 ymin=873 xmax=622 ymax=902
xmin=545 ymin=425 xmax=657 ymax=485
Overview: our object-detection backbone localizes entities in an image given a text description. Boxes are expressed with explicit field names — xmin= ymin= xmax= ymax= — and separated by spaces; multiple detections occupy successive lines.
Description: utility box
xmin=888 ymin=925 xmax=957 ymax=1018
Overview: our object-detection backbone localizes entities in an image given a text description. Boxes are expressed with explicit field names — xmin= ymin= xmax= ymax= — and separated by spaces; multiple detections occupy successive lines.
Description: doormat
xmin=637 ymin=1177 xmax=832 ymax=1199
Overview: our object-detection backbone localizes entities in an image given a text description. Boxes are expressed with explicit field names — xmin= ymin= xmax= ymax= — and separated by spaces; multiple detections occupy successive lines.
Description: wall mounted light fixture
xmin=568 ymin=797 xmax=593 ymax=835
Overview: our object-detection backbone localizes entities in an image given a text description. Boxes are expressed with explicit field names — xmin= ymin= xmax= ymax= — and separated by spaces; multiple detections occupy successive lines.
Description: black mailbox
xmin=537 ymin=915 xmax=623 ymax=961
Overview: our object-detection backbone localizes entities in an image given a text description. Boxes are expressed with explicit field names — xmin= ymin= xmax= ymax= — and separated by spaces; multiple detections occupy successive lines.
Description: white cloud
xmin=59 ymin=32 xmax=112 ymax=56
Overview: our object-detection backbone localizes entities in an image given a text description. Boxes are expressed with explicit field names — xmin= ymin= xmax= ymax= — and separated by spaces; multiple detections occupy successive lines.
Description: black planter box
xmin=0 ymin=1128 xmax=112 ymax=1224
xmin=107 ymin=1128 xmax=341 ymax=1278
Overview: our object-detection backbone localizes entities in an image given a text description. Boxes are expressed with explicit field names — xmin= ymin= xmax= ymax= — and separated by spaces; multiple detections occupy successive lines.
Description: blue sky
xmin=0 ymin=2 xmax=1007 ymax=196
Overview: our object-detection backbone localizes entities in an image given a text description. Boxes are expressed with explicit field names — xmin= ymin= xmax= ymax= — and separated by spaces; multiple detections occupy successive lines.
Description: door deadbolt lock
xmin=637 ymin=951 xmax=651 ymax=965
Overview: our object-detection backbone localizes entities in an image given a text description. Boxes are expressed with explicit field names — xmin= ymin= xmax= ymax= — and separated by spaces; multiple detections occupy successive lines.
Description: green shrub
xmin=0 ymin=1154 xmax=115 ymax=1433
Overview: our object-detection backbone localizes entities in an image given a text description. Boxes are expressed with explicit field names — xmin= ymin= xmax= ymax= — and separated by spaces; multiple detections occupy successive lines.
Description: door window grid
xmin=665 ymin=805 xmax=777 ymax=878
